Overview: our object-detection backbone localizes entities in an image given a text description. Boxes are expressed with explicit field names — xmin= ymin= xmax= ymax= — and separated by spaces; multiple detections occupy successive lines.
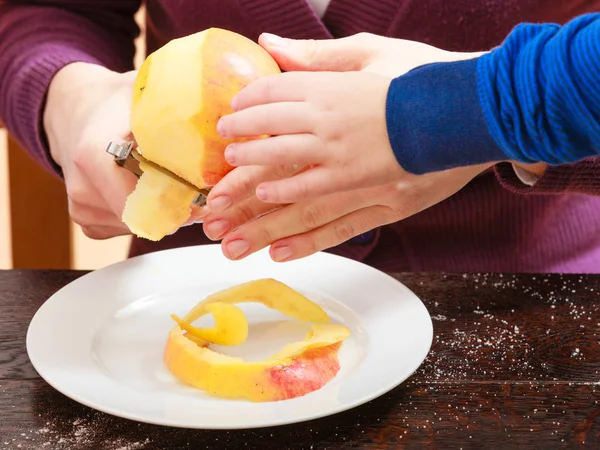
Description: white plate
xmin=26 ymin=245 xmax=432 ymax=429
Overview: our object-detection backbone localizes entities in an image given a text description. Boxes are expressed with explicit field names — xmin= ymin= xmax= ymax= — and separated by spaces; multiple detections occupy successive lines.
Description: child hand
xmin=216 ymin=70 xmax=404 ymax=204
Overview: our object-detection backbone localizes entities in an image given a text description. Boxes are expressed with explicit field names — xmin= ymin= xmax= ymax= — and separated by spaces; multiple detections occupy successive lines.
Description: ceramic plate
xmin=26 ymin=245 xmax=432 ymax=429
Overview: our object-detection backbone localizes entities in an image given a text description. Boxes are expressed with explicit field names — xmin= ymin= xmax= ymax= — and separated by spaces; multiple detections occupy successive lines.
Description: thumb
xmin=258 ymin=32 xmax=381 ymax=72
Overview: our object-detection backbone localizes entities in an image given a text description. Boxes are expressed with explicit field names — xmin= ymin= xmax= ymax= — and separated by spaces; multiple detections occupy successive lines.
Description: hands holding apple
xmin=43 ymin=61 xmax=212 ymax=240
xmin=214 ymin=32 xmax=487 ymax=204
xmin=204 ymin=32 xmax=492 ymax=261
xmin=43 ymin=29 xmax=281 ymax=242
xmin=44 ymin=29 xmax=499 ymax=263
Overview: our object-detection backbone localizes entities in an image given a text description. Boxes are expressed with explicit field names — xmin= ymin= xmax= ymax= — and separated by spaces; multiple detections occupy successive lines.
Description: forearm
xmin=384 ymin=13 xmax=600 ymax=175
xmin=0 ymin=2 xmax=140 ymax=175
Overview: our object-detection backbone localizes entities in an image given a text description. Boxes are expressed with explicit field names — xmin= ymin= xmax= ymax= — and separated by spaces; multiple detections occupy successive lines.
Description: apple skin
xmin=264 ymin=343 xmax=344 ymax=401
xmin=164 ymin=329 xmax=344 ymax=402
xmin=164 ymin=279 xmax=350 ymax=402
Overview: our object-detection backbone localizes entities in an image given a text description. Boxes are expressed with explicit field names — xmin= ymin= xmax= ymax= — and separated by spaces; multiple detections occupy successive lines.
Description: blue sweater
xmin=385 ymin=13 xmax=600 ymax=175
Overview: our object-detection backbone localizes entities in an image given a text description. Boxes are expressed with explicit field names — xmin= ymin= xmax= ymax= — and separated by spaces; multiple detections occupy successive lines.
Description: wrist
xmin=43 ymin=62 xmax=116 ymax=166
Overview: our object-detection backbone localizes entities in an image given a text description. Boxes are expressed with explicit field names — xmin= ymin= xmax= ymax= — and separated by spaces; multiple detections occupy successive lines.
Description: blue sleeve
xmin=385 ymin=13 xmax=600 ymax=175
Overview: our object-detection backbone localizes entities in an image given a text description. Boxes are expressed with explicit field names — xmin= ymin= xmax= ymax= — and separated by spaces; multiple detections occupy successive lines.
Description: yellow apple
xmin=122 ymin=28 xmax=281 ymax=240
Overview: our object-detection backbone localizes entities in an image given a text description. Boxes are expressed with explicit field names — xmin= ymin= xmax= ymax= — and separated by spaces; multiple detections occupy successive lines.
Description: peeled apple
xmin=164 ymin=279 xmax=351 ymax=402
xmin=123 ymin=28 xmax=281 ymax=240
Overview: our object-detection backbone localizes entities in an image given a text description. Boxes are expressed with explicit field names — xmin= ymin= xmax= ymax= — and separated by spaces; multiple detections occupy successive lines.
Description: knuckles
xmin=233 ymin=169 xmax=260 ymax=201
xmin=301 ymin=39 xmax=320 ymax=68
xmin=300 ymin=203 xmax=324 ymax=229
xmin=273 ymin=164 xmax=297 ymax=179
xmin=234 ymin=202 xmax=264 ymax=225
xmin=351 ymin=32 xmax=380 ymax=46
xmin=332 ymin=221 xmax=356 ymax=244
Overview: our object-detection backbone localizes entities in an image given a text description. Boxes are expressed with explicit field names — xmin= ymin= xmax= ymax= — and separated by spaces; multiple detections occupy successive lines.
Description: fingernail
xmin=256 ymin=185 xmax=268 ymax=201
xmin=261 ymin=33 xmax=290 ymax=48
xmin=209 ymin=195 xmax=232 ymax=212
xmin=272 ymin=245 xmax=293 ymax=262
xmin=205 ymin=220 xmax=231 ymax=239
xmin=224 ymin=145 xmax=237 ymax=165
xmin=217 ymin=118 xmax=227 ymax=137
xmin=191 ymin=205 xmax=210 ymax=219
xmin=226 ymin=239 xmax=250 ymax=259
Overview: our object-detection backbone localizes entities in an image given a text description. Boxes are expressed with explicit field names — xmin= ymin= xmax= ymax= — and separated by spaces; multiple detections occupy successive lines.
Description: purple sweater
xmin=2 ymin=0 xmax=600 ymax=274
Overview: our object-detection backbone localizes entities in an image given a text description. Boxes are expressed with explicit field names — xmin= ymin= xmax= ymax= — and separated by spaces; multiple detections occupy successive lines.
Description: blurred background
xmin=0 ymin=7 xmax=147 ymax=271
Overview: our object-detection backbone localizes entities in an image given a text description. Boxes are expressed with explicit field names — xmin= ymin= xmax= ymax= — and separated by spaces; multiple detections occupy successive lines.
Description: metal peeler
xmin=106 ymin=140 xmax=209 ymax=207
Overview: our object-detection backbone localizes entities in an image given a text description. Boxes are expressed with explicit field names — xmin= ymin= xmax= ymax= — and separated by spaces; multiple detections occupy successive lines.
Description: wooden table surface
xmin=1 ymin=270 xmax=600 ymax=449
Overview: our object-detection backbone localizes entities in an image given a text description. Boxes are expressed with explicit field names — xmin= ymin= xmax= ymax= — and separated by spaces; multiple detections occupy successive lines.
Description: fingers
xmin=229 ymin=71 xmax=341 ymax=111
xmin=93 ymin=163 xmax=138 ymax=218
xmin=268 ymin=206 xmax=392 ymax=262
xmin=255 ymin=167 xmax=353 ymax=204
xmin=67 ymin=136 xmax=137 ymax=238
xmin=203 ymin=196 xmax=282 ymax=241
xmin=258 ymin=32 xmax=384 ymax=72
xmin=218 ymin=187 xmax=379 ymax=260
xmin=70 ymin=132 xmax=138 ymax=219
xmin=180 ymin=204 xmax=211 ymax=228
xmin=206 ymin=165 xmax=302 ymax=213
xmin=76 ymin=89 xmax=138 ymax=219
xmin=79 ymin=224 xmax=131 ymax=240
xmin=67 ymin=149 xmax=136 ymax=241
xmin=224 ymin=134 xmax=322 ymax=167
xmin=219 ymin=101 xmax=313 ymax=138
xmin=68 ymin=198 xmax=130 ymax=239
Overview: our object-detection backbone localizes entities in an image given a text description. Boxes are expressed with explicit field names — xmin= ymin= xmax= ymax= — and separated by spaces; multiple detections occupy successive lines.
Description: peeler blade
xmin=106 ymin=140 xmax=208 ymax=207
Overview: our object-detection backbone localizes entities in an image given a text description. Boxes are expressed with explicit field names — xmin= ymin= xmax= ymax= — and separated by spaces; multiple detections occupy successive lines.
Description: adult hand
xmin=43 ymin=62 xmax=204 ymax=239
xmin=203 ymin=162 xmax=492 ymax=261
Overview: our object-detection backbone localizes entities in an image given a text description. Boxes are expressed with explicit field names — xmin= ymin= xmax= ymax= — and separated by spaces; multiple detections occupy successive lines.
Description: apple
xmin=122 ymin=28 xmax=281 ymax=241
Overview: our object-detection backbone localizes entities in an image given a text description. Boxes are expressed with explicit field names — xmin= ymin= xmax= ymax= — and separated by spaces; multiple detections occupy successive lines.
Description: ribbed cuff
xmin=494 ymin=158 xmax=600 ymax=195
xmin=385 ymin=58 xmax=506 ymax=175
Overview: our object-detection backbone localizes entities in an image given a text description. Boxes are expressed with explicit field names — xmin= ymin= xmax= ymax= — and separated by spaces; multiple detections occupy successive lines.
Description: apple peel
xmin=171 ymin=302 xmax=248 ymax=346
xmin=164 ymin=278 xmax=350 ymax=402
xmin=122 ymin=161 xmax=199 ymax=241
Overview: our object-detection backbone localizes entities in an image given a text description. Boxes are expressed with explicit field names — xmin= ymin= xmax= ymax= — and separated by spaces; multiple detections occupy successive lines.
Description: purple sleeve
xmin=494 ymin=158 xmax=600 ymax=195
xmin=0 ymin=1 xmax=141 ymax=176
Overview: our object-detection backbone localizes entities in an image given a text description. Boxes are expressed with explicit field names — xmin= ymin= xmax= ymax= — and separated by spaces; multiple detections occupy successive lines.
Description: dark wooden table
xmin=2 ymin=270 xmax=600 ymax=449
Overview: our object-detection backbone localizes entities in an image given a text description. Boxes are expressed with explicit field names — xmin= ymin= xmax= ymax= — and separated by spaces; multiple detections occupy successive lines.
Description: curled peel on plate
xmin=164 ymin=278 xmax=351 ymax=402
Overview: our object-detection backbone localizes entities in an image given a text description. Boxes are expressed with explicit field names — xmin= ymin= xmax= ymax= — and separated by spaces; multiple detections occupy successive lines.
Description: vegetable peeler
xmin=106 ymin=140 xmax=209 ymax=207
